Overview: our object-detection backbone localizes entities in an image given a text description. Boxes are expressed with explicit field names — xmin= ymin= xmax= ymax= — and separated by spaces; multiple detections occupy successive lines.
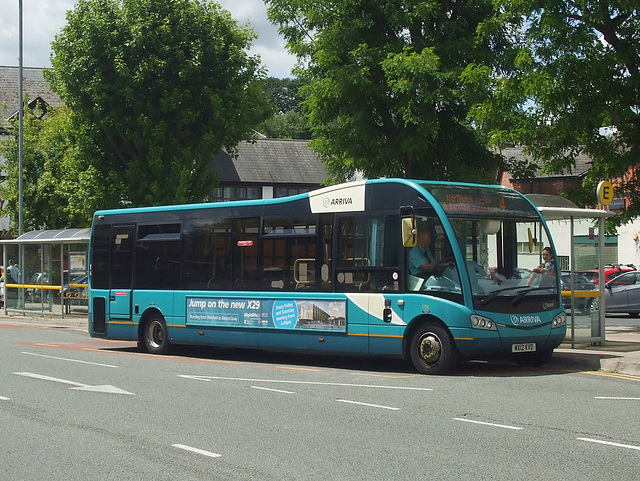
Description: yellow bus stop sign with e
xmin=597 ymin=180 xmax=614 ymax=205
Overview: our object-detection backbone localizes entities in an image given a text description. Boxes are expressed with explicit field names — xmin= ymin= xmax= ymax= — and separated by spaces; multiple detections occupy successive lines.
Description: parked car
xmin=579 ymin=264 xmax=636 ymax=285
xmin=604 ymin=271 xmax=640 ymax=317
xmin=560 ymin=272 xmax=599 ymax=313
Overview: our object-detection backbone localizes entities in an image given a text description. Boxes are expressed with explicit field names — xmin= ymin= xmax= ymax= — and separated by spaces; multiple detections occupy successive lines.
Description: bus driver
xmin=409 ymin=228 xmax=439 ymax=277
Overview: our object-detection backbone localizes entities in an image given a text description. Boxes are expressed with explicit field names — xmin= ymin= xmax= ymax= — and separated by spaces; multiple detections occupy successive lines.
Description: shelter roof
xmin=526 ymin=194 xmax=614 ymax=220
xmin=0 ymin=228 xmax=90 ymax=245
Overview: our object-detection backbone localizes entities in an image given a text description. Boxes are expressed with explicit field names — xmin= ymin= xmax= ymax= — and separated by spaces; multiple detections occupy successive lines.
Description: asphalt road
xmin=2 ymin=321 xmax=640 ymax=480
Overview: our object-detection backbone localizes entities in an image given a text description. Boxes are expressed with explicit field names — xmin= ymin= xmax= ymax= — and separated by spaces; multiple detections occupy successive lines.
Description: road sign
xmin=597 ymin=180 xmax=614 ymax=205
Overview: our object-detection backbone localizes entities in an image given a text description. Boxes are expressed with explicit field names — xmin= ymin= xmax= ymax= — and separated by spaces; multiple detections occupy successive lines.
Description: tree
xmin=262 ymin=77 xmax=304 ymax=114
xmin=466 ymin=1 xmax=640 ymax=227
xmin=48 ymin=0 xmax=271 ymax=207
xmin=257 ymin=77 xmax=311 ymax=139
xmin=266 ymin=0 xmax=504 ymax=182
xmin=0 ymin=104 xmax=114 ymax=231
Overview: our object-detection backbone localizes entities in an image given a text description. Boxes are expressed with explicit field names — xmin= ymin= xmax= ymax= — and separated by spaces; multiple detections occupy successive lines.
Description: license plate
xmin=512 ymin=343 xmax=536 ymax=353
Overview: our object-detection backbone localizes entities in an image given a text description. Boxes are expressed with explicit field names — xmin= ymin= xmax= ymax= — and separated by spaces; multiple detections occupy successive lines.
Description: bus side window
xmin=335 ymin=215 xmax=398 ymax=292
xmin=234 ymin=218 xmax=259 ymax=290
xmin=135 ymin=224 xmax=181 ymax=290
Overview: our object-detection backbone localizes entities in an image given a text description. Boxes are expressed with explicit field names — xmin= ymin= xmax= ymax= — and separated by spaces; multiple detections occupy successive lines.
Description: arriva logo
xmin=323 ymin=197 xmax=353 ymax=208
xmin=510 ymin=314 xmax=542 ymax=326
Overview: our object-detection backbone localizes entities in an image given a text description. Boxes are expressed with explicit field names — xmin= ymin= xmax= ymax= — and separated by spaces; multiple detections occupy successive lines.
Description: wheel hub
xmin=419 ymin=334 xmax=442 ymax=364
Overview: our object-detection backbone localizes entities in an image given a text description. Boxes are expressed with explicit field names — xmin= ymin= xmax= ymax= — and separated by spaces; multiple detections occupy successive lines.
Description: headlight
xmin=552 ymin=311 xmax=566 ymax=328
xmin=470 ymin=314 xmax=497 ymax=331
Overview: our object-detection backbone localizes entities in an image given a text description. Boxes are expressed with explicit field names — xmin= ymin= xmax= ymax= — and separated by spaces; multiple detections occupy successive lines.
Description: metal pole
xmin=18 ymin=0 xmax=25 ymax=313
xmin=18 ymin=0 xmax=24 ymax=236
xmin=570 ymin=217 xmax=575 ymax=348
xmin=598 ymin=217 xmax=606 ymax=345
xmin=61 ymin=244 xmax=65 ymax=318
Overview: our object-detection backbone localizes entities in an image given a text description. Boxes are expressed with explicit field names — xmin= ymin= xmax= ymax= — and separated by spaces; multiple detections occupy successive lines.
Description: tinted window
xmin=183 ymin=219 xmax=233 ymax=290
xmin=91 ymin=224 xmax=111 ymax=289
xmin=135 ymin=224 xmax=181 ymax=289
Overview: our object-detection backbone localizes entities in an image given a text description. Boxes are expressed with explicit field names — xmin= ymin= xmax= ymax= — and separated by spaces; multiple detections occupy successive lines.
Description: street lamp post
xmin=18 ymin=0 xmax=24 ymax=237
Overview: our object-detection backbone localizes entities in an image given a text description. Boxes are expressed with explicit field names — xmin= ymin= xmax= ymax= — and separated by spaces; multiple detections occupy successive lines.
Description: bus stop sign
xmin=597 ymin=180 xmax=614 ymax=206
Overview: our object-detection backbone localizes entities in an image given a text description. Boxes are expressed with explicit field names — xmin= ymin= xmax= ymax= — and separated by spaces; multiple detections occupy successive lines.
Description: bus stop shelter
xmin=528 ymin=195 xmax=615 ymax=347
xmin=1 ymin=228 xmax=90 ymax=318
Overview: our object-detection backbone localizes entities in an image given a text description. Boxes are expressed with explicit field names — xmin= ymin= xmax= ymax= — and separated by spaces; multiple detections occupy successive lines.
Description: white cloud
xmin=0 ymin=0 xmax=296 ymax=77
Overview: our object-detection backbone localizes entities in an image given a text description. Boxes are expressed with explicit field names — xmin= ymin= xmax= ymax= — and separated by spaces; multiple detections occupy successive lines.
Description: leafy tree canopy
xmin=48 ymin=0 xmax=272 ymax=207
xmin=266 ymin=0 xmax=504 ymax=183
xmin=257 ymin=77 xmax=311 ymax=138
xmin=0 ymin=104 xmax=115 ymax=231
xmin=466 ymin=1 xmax=640 ymax=227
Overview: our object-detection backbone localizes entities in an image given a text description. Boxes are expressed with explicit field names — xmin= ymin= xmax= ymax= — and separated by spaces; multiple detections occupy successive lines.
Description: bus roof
xmin=93 ymin=178 xmax=528 ymax=218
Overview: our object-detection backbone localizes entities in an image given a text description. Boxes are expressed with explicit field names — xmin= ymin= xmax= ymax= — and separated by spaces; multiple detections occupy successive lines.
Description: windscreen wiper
xmin=511 ymin=286 xmax=554 ymax=306
xmin=480 ymin=285 xmax=530 ymax=306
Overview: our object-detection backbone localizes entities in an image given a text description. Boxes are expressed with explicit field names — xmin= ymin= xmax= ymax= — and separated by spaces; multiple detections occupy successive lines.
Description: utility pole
xmin=18 ymin=0 xmax=24 ymax=236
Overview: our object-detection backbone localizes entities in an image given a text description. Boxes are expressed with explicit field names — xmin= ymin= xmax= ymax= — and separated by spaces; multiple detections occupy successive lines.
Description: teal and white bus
xmin=88 ymin=179 xmax=566 ymax=374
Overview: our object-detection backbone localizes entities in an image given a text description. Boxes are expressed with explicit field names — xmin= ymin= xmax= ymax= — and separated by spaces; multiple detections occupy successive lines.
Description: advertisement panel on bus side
xmin=186 ymin=297 xmax=346 ymax=332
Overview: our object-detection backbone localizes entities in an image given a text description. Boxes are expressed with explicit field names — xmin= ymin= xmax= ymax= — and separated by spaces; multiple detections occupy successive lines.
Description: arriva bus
xmin=88 ymin=179 xmax=566 ymax=374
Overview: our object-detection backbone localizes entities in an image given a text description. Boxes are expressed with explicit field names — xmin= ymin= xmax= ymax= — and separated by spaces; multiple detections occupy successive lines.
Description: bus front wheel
xmin=409 ymin=324 xmax=457 ymax=375
xmin=143 ymin=317 xmax=170 ymax=354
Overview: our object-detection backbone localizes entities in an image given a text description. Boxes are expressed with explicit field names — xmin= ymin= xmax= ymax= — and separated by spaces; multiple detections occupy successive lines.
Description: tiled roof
xmin=212 ymin=139 xmax=327 ymax=185
xmin=498 ymin=146 xmax=592 ymax=179
xmin=0 ymin=66 xmax=62 ymax=118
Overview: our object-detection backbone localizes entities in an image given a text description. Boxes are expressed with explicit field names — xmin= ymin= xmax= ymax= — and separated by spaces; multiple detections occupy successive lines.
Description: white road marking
xmin=13 ymin=372 xmax=134 ymax=395
xmin=578 ymin=438 xmax=640 ymax=451
xmin=22 ymin=351 xmax=118 ymax=368
xmin=337 ymin=399 xmax=400 ymax=411
xmin=0 ymin=396 xmax=9 ymax=401
xmin=179 ymin=375 xmax=432 ymax=391
xmin=172 ymin=444 xmax=221 ymax=458
xmin=595 ymin=396 xmax=640 ymax=400
xmin=453 ymin=417 xmax=523 ymax=430
xmin=251 ymin=386 xmax=295 ymax=394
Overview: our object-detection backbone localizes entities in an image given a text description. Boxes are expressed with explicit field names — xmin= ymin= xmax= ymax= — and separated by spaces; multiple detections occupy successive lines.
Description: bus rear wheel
xmin=409 ymin=324 xmax=457 ymax=375
xmin=143 ymin=317 xmax=170 ymax=354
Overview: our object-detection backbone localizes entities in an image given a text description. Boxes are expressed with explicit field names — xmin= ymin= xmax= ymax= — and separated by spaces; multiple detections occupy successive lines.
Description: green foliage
xmin=258 ymin=110 xmax=311 ymax=139
xmin=48 ymin=0 xmax=271 ymax=207
xmin=262 ymin=77 xmax=305 ymax=113
xmin=468 ymin=1 xmax=640 ymax=227
xmin=257 ymin=77 xmax=311 ymax=138
xmin=0 ymin=105 xmax=117 ymax=231
xmin=266 ymin=0 xmax=503 ymax=183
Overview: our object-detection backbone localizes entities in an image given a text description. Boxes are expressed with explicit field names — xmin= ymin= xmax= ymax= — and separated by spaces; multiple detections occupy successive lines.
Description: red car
xmin=579 ymin=265 xmax=636 ymax=285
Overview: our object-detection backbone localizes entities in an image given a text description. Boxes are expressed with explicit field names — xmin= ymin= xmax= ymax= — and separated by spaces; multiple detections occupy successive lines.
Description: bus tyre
xmin=144 ymin=317 xmax=170 ymax=354
xmin=409 ymin=324 xmax=457 ymax=375
xmin=513 ymin=348 xmax=553 ymax=367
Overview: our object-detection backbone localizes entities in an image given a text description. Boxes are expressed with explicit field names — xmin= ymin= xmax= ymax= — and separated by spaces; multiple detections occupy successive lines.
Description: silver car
xmin=604 ymin=271 xmax=640 ymax=317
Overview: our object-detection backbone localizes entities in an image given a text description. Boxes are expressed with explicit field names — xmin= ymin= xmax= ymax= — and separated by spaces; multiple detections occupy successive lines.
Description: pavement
xmin=2 ymin=312 xmax=640 ymax=376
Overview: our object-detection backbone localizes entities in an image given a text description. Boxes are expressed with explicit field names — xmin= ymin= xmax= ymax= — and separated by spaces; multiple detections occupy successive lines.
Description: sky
xmin=0 ymin=0 xmax=297 ymax=78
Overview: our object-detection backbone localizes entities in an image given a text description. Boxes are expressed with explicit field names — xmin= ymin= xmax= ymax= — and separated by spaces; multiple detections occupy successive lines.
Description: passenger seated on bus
xmin=527 ymin=246 xmax=556 ymax=287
